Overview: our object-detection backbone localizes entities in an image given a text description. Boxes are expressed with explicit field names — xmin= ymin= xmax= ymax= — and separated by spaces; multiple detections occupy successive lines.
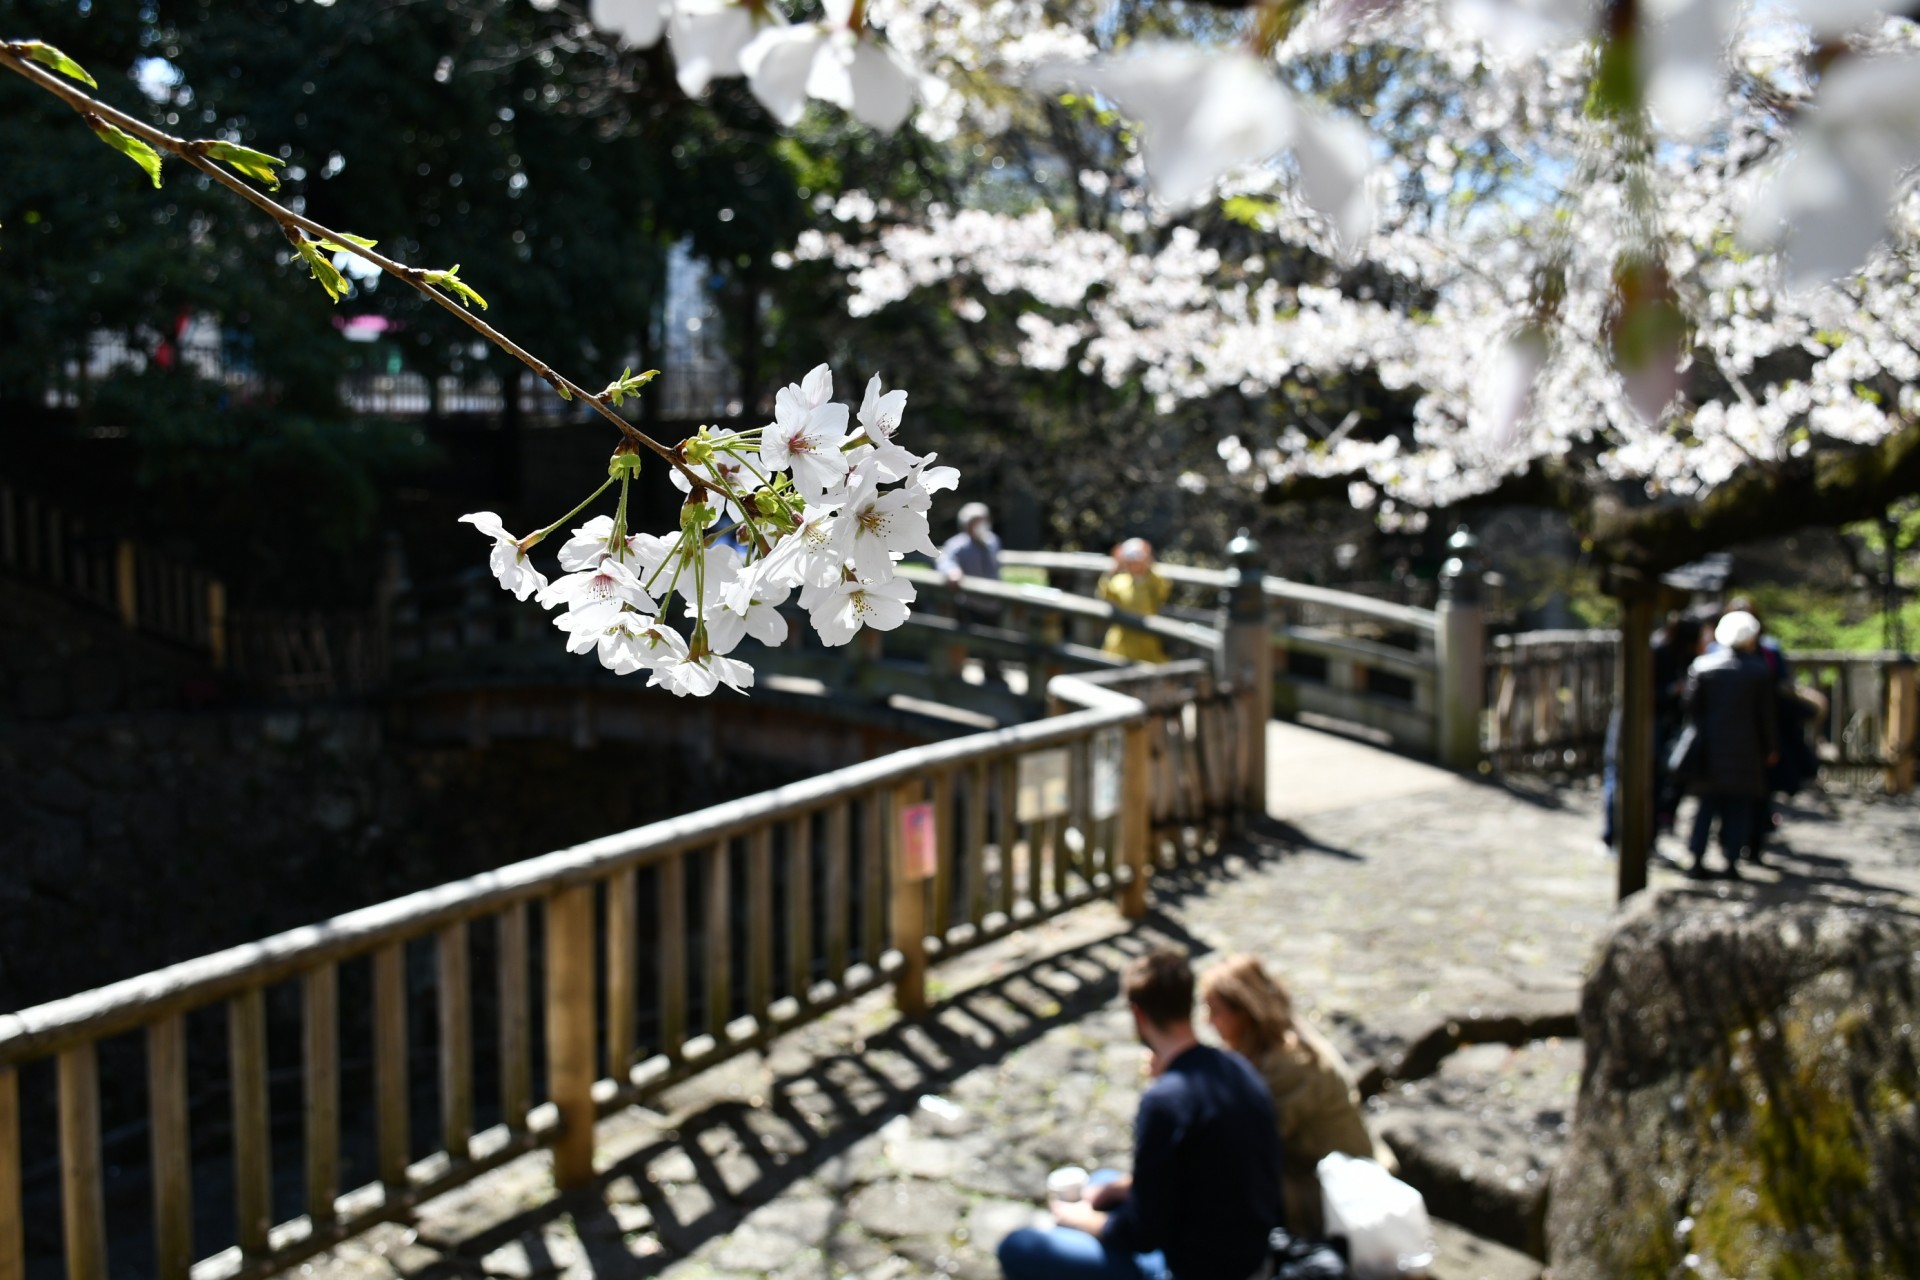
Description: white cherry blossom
xmin=1743 ymin=51 xmax=1920 ymax=286
xmin=595 ymin=611 xmax=688 ymax=676
xmin=670 ymin=0 xmax=778 ymax=97
xmin=541 ymin=556 xmax=657 ymax=637
xmin=655 ymin=650 xmax=755 ymax=697
xmin=756 ymin=503 xmax=850 ymax=588
xmin=556 ymin=516 xmax=672 ymax=573
xmin=760 ymin=380 xmax=853 ymax=498
xmin=1033 ymin=47 xmax=1299 ymax=210
xmin=709 ymin=572 xmax=792 ymax=653
xmin=458 ymin=511 xmax=548 ymax=601
xmin=591 ymin=0 xmax=671 ymax=49
xmin=809 ymin=575 xmax=917 ymax=646
xmin=834 ymin=461 xmax=939 ymax=579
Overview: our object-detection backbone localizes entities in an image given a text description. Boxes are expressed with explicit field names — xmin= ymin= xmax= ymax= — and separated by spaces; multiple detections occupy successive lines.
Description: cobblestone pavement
xmin=302 ymin=725 xmax=1918 ymax=1280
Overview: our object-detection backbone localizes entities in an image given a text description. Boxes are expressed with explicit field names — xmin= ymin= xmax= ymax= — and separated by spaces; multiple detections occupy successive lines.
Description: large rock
xmin=1548 ymin=886 xmax=1920 ymax=1278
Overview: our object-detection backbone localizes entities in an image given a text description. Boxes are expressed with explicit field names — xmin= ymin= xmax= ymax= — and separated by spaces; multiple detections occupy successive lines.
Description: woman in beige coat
xmin=1200 ymin=955 xmax=1378 ymax=1238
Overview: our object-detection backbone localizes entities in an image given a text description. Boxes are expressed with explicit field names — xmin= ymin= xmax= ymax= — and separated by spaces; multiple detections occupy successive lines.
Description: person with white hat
xmin=937 ymin=502 xmax=1004 ymax=628
xmin=1676 ymin=610 xmax=1779 ymax=878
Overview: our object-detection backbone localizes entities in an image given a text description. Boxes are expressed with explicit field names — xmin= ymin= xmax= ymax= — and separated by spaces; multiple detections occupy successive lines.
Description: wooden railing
xmin=999 ymin=550 xmax=1449 ymax=760
xmin=0 ymin=485 xmax=227 ymax=663
xmin=225 ymin=611 xmax=390 ymax=703
xmin=1483 ymin=632 xmax=1918 ymax=792
xmin=1789 ymin=651 xmax=1918 ymax=790
xmin=0 ymin=664 xmax=1247 ymax=1280
xmin=1485 ymin=630 xmax=1619 ymax=773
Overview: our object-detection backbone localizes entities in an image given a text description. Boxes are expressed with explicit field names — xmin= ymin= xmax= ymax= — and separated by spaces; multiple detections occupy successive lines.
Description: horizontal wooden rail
xmin=0 ymin=700 xmax=1146 ymax=1064
xmin=898 ymin=565 xmax=1222 ymax=654
xmin=996 ymin=549 xmax=1438 ymax=635
xmin=0 ymin=575 xmax=1259 ymax=1280
xmin=1275 ymin=625 xmax=1435 ymax=683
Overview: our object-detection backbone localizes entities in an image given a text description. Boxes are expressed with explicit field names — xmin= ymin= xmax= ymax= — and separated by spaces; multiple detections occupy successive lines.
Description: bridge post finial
xmin=1220 ymin=528 xmax=1271 ymax=820
xmin=1436 ymin=523 xmax=1487 ymax=770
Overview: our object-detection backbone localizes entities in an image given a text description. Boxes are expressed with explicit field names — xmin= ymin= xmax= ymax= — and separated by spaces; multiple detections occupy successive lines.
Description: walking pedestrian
xmin=1678 ymin=610 xmax=1778 ymax=878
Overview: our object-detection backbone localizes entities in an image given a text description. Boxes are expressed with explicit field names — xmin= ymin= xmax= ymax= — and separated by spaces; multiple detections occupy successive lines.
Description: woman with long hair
xmin=1200 ymin=955 xmax=1378 ymax=1237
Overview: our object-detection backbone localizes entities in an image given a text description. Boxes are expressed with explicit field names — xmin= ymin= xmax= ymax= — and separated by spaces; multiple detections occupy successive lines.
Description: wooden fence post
xmin=1435 ymin=525 xmax=1487 ymax=770
xmin=1219 ymin=530 xmax=1271 ymax=818
xmin=1611 ymin=574 xmax=1658 ymax=901
xmin=1886 ymin=663 xmax=1917 ymax=795
xmin=890 ymin=783 xmax=929 ymax=1017
xmin=546 ymin=884 xmax=597 ymax=1190
xmin=58 ymin=1044 xmax=106 ymax=1280
xmin=114 ymin=540 xmax=138 ymax=630
xmin=1120 ymin=722 xmax=1151 ymax=919
xmin=1 ymin=1066 xmax=22 ymax=1280
xmin=206 ymin=581 xmax=228 ymax=668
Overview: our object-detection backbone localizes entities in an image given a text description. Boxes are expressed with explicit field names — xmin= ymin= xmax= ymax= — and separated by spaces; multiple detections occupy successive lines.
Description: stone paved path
xmin=303 ymin=723 xmax=1919 ymax=1280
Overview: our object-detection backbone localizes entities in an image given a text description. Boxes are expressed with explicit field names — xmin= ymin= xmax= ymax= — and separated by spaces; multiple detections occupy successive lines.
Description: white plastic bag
xmin=1316 ymin=1152 xmax=1436 ymax=1279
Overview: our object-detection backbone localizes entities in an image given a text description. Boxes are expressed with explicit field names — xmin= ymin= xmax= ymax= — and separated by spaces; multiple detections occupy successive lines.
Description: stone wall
xmin=1548 ymin=886 xmax=1920 ymax=1278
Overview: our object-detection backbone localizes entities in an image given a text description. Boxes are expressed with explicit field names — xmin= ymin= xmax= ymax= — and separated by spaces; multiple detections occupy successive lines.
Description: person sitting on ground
xmin=1097 ymin=538 xmax=1173 ymax=664
xmin=999 ymin=946 xmax=1284 ymax=1280
xmin=1201 ymin=955 xmax=1378 ymax=1240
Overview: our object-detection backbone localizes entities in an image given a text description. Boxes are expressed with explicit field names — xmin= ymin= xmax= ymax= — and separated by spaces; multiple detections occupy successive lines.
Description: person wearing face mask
xmin=1098 ymin=538 xmax=1173 ymax=664
xmin=938 ymin=501 xmax=1005 ymax=629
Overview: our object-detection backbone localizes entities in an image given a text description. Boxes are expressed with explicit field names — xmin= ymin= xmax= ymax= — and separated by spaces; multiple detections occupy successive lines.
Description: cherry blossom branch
xmin=0 ymin=38 xmax=710 ymax=491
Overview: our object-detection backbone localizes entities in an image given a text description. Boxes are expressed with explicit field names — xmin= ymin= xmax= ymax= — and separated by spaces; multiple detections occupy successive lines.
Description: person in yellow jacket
xmin=1097 ymin=537 xmax=1172 ymax=663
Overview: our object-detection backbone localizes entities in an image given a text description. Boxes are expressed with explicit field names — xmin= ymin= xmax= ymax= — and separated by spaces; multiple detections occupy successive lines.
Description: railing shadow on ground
xmin=411 ymin=914 xmax=1216 ymax=1279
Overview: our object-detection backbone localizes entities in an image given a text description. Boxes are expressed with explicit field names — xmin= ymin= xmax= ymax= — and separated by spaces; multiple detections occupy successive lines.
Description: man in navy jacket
xmin=999 ymin=948 xmax=1284 ymax=1280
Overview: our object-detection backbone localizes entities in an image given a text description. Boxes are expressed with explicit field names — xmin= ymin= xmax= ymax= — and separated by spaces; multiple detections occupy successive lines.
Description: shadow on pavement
xmin=424 ymin=913 xmax=1217 ymax=1277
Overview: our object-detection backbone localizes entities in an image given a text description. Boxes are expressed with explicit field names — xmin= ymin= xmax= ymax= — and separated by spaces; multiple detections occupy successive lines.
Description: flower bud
xmin=685 ymin=432 xmax=717 ymax=467
xmin=753 ymin=488 xmax=783 ymax=517
xmin=608 ymin=443 xmax=644 ymax=478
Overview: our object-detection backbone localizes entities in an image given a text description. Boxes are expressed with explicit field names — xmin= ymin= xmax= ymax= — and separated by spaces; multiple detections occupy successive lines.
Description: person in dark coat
xmin=1681 ymin=610 xmax=1778 ymax=878
xmin=998 ymin=948 xmax=1283 ymax=1280
xmin=1721 ymin=598 xmax=1816 ymax=862
xmin=1653 ymin=616 xmax=1708 ymax=832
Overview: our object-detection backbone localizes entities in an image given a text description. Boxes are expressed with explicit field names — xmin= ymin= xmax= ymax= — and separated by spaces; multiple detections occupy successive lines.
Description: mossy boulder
xmin=1548 ymin=886 xmax=1920 ymax=1279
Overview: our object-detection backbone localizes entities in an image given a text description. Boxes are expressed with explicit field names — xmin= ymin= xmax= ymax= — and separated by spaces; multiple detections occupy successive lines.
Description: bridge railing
xmin=997 ymin=550 xmax=1453 ymax=761
xmin=0 ymin=485 xmax=227 ymax=663
xmin=1485 ymin=629 xmax=1619 ymax=773
xmin=1783 ymin=651 xmax=1917 ymax=790
xmin=1482 ymin=632 xmax=1917 ymax=791
xmin=0 ymin=660 xmax=1252 ymax=1280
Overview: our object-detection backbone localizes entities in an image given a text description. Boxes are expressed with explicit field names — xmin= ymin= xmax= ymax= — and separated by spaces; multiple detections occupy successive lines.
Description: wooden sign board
xmin=1016 ymin=749 xmax=1072 ymax=822
xmin=899 ymin=801 xmax=938 ymax=882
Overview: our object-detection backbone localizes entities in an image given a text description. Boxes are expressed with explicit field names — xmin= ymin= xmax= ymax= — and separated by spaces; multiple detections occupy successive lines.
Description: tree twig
xmin=0 ymin=38 xmax=717 ymax=493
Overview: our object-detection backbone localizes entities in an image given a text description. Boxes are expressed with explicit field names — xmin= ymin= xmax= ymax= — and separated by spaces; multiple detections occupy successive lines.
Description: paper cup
xmin=1047 ymin=1165 xmax=1090 ymax=1203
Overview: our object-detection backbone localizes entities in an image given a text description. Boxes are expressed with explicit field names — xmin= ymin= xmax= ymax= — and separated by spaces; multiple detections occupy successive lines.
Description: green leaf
xmin=603 ymin=365 xmax=659 ymax=406
xmin=290 ymin=239 xmax=349 ymax=303
xmin=87 ymin=115 xmax=162 ymax=188
xmin=203 ymin=140 xmax=286 ymax=191
xmin=423 ymin=264 xmax=487 ymax=310
xmin=17 ymin=40 xmax=97 ymax=88
xmin=317 ymin=232 xmax=378 ymax=254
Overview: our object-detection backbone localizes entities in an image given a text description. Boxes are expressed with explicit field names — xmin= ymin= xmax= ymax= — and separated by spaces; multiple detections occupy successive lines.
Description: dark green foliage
xmin=0 ymin=0 xmax=802 ymax=601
